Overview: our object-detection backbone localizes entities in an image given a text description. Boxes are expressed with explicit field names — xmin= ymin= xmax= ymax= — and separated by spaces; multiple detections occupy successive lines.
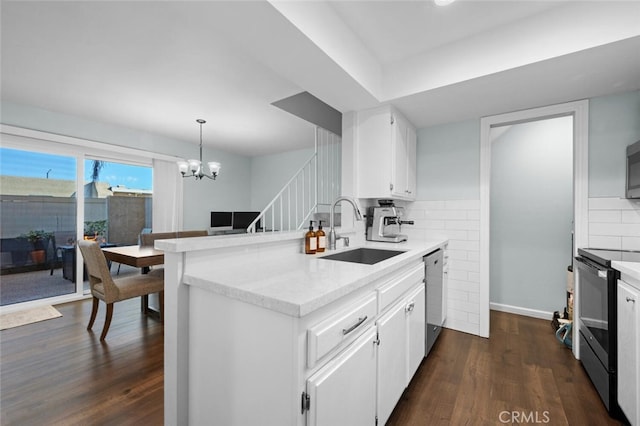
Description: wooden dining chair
xmin=78 ymin=240 xmax=164 ymax=341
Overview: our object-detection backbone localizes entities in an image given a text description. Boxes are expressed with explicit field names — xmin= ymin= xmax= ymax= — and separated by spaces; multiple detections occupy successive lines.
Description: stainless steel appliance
xmin=425 ymin=249 xmax=444 ymax=355
xmin=626 ymin=139 xmax=640 ymax=199
xmin=366 ymin=200 xmax=413 ymax=243
xmin=576 ymin=248 xmax=640 ymax=421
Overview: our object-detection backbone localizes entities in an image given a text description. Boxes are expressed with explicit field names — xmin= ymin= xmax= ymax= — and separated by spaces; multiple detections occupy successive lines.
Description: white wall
xmin=589 ymin=90 xmax=640 ymax=197
xmin=249 ymin=147 xmax=314 ymax=211
xmin=489 ymin=117 xmax=573 ymax=314
xmin=416 ymin=119 xmax=479 ymax=200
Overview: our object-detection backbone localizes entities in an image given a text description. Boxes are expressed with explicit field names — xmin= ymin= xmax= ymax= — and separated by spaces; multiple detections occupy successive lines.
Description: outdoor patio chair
xmin=78 ymin=240 xmax=164 ymax=340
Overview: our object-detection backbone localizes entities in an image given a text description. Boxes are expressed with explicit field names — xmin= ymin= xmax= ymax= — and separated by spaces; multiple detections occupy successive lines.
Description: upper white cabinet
xmin=356 ymin=105 xmax=417 ymax=201
xmin=618 ymin=279 xmax=639 ymax=426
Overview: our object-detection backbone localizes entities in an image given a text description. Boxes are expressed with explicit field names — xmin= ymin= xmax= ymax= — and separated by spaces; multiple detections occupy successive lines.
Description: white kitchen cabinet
xmin=186 ymin=256 xmax=434 ymax=426
xmin=406 ymin=284 xmax=426 ymax=381
xmin=306 ymin=326 xmax=377 ymax=426
xmin=406 ymin=124 xmax=417 ymax=198
xmin=377 ymin=296 xmax=409 ymax=425
xmin=377 ymin=282 xmax=425 ymax=425
xmin=618 ymin=279 xmax=639 ymax=426
xmin=356 ymin=105 xmax=417 ymax=201
xmin=307 ymin=293 xmax=377 ymax=368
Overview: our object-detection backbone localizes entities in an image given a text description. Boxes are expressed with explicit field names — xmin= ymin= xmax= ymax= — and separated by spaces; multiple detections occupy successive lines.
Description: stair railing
xmin=247 ymin=127 xmax=341 ymax=233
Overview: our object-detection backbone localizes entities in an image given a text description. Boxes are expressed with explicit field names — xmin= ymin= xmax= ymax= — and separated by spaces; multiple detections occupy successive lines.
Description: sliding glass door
xmin=0 ymin=147 xmax=153 ymax=307
xmin=82 ymin=158 xmax=153 ymax=287
xmin=0 ymin=147 xmax=78 ymax=306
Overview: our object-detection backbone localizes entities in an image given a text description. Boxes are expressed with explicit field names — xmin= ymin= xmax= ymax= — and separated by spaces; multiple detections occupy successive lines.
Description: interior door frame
xmin=479 ymin=100 xmax=589 ymax=338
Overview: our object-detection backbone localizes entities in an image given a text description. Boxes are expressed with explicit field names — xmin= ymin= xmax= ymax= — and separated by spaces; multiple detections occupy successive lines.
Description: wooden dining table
xmin=102 ymin=245 xmax=165 ymax=319
xmin=101 ymin=245 xmax=164 ymax=269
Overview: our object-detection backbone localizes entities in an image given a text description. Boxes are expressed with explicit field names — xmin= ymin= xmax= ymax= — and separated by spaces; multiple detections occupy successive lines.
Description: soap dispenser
xmin=316 ymin=220 xmax=326 ymax=253
xmin=304 ymin=221 xmax=317 ymax=254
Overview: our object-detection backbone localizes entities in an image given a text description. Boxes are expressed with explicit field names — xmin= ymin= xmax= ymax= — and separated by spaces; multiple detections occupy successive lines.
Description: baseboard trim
xmin=490 ymin=302 xmax=554 ymax=321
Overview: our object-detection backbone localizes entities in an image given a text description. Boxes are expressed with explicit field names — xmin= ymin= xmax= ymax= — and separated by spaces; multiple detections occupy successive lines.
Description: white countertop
xmin=613 ymin=260 xmax=640 ymax=289
xmin=182 ymin=238 xmax=446 ymax=317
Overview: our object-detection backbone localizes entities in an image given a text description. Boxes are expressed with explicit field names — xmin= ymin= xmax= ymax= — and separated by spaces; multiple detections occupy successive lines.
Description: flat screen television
xmin=211 ymin=211 xmax=233 ymax=229
xmin=627 ymin=140 xmax=640 ymax=199
xmin=233 ymin=211 xmax=261 ymax=230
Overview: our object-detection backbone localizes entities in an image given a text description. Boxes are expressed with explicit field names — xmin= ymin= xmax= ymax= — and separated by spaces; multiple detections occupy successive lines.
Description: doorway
xmin=489 ymin=116 xmax=573 ymax=315
xmin=478 ymin=100 xmax=589 ymax=338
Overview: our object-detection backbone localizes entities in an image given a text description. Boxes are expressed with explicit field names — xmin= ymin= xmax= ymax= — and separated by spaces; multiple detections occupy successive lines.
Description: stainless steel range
xmin=575 ymin=248 xmax=640 ymax=422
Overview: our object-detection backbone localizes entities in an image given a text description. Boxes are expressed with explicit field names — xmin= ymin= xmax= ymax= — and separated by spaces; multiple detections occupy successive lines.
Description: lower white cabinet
xmin=406 ymin=284 xmax=426 ymax=381
xmin=377 ymin=283 xmax=426 ymax=425
xmin=618 ymin=279 xmax=639 ymax=426
xmin=188 ymin=257 xmax=435 ymax=426
xmin=306 ymin=326 xmax=377 ymax=426
xmin=377 ymin=296 xmax=409 ymax=424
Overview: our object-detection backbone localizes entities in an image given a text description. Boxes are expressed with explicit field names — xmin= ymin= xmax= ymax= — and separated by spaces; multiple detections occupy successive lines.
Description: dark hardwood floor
xmin=0 ymin=300 xmax=620 ymax=425
xmin=0 ymin=298 xmax=164 ymax=425
xmin=389 ymin=311 xmax=620 ymax=426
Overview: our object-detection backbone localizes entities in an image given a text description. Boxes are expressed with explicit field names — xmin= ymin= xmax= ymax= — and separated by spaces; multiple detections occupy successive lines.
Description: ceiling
xmin=1 ymin=1 xmax=639 ymax=157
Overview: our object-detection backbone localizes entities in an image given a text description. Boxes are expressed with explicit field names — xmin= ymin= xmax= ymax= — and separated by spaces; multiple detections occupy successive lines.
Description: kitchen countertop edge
xmin=182 ymin=239 xmax=446 ymax=317
xmin=613 ymin=260 xmax=640 ymax=288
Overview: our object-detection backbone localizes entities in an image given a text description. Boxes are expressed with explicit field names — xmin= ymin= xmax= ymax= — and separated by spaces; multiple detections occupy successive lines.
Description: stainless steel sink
xmin=319 ymin=247 xmax=405 ymax=265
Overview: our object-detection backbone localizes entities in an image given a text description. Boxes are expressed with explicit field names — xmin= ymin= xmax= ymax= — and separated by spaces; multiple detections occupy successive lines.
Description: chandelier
xmin=177 ymin=119 xmax=221 ymax=180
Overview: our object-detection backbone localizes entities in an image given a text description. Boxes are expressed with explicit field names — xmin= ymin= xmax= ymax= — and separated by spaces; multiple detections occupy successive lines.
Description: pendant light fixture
xmin=177 ymin=119 xmax=221 ymax=180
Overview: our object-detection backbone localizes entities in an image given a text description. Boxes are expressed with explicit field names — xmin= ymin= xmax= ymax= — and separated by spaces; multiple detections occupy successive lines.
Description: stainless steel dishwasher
xmin=425 ymin=249 xmax=444 ymax=355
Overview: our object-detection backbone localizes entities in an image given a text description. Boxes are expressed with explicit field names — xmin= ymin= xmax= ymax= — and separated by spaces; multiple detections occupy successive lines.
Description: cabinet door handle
xmin=342 ymin=316 xmax=367 ymax=335
xmin=626 ymin=297 xmax=636 ymax=303
xmin=405 ymin=302 xmax=415 ymax=313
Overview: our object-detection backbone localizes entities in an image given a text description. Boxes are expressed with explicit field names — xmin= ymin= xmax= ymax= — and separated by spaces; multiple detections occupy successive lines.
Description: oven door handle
xmin=576 ymin=257 xmax=608 ymax=278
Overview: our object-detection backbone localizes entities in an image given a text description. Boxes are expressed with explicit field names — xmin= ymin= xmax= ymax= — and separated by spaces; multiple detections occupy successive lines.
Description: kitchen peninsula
xmin=156 ymin=229 xmax=447 ymax=425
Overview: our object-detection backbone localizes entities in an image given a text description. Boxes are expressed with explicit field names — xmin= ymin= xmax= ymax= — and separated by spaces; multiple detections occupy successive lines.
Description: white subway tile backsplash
xmin=413 ymin=200 xmax=446 ymax=210
xmin=622 ymin=210 xmax=640 ymax=223
xmin=448 ymin=269 xmax=469 ymax=281
xmin=467 ymin=230 xmax=480 ymax=241
xmin=451 ymin=259 xmax=480 ymax=272
xmin=445 ymin=200 xmax=480 ymax=210
xmin=587 ymin=197 xmax=640 ymax=250
xmin=424 ymin=209 xmax=467 ymax=220
xmin=447 ymin=249 xmax=468 ymax=260
xmin=447 ymin=279 xmax=480 ymax=293
xmin=467 ymin=251 xmax=480 ymax=262
xmin=445 ymin=308 xmax=468 ymax=321
xmin=622 ymin=236 xmax=640 ymax=251
xmin=467 ymin=313 xmax=480 ymax=325
xmin=467 ymin=210 xmax=480 ymax=220
xmin=590 ymin=222 xmax=640 ymax=237
xmin=415 ymin=219 xmax=445 ymax=229
xmin=589 ymin=197 xmax=640 ymax=210
xmin=445 ymin=220 xmax=480 ymax=231
xmin=412 ymin=199 xmax=481 ymax=336
xmin=448 ymin=288 xmax=469 ymax=302
xmin=448 ymin=299 xmax=480 ymax=314
xmin=447 ymin=239 xmax=480 ymax=251
xmin=589 ymin=210 xmax=622 ymax=223
xmin=406 ymin=208 xmax=425 ymax=220
xmin=438 ymin=229 xmax=468 ymax=240
xmin=588 ymin=235 xmax=622 ymax=250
